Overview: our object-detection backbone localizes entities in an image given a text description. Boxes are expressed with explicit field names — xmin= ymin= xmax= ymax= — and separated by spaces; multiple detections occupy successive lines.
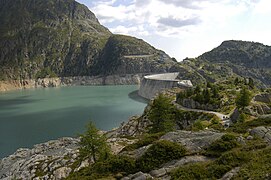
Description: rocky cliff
xmin=0 ymin=0 xmax=175 ymax=82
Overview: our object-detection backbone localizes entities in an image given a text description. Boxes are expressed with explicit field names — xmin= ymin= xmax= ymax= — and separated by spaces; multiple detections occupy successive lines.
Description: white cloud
xmin=253 ymin=0 xmax=271 ymax=14
xmin=157 ymin=16 xmax=201 ymax=28
xmin=78 ymin=0 xmax=271 ymax=61
xmin=110 ymin=25 xmax=150 ymax=36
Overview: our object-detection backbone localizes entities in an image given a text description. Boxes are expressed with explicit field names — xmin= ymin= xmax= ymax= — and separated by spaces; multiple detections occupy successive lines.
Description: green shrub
xmin=228 ymin=116 xmax=271 ymax=133
xmin=237 ymin=113 xmax=246 ymax=123
xmin=171 ymin=145 xmax=270 ymax=180
xmin=68 ymin=155 xmax=137 ymax=179
xmin=93 ymin=155 xmax=137 ymax=175
xmin=208 ymin=123 xmax=224 ymax=131
xmin=176 ymin=111 xmax=217 ymax=130
xmin=236 ymin=86 xmax=252 ymax=108
xmin=171 ymin=149 xmax=250 ymax=180
xmin=241 ymin=138 xmax=267 ymax=151
xmin=215 ymin=150 xmax=250 ymax=167
xmin=205 ymin=134 xmax=239 ymax=157
xmin=171 ymin=162 xmax=211 ymax=180
xmin=121 ymin=132 xmax=164 ymax=152
xmin=207 ymin=164 xmax=232 ymax=179
xmin=136 ymin=140 xmax=186 ymax=172
xmin=233 ymin=147 xmax=271 ymax=179
xmin=191 ymin=120 xmax=205 ymax=131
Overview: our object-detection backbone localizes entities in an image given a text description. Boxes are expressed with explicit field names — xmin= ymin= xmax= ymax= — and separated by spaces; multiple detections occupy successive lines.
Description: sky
xmin=77 ymin=0 xmax=271 ymax=61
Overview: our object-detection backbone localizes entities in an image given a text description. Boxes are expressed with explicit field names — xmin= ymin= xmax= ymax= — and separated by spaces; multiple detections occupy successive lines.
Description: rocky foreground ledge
xmin=1 ymin=114 xmax=270 ymax=179
xmin=0 ymin=128 xmax=224 ymax=179
xmin=0 ymin=112 xmax=219 ymax=180
xmin=0 ymin=138 xmax=80 ymax=180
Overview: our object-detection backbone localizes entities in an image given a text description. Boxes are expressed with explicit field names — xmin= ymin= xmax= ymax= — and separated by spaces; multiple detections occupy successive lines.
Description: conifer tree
xmin=236 ymin=87 xmax=252 ymax=109
xmin=80 ymin=122 xmax=110 ymax=163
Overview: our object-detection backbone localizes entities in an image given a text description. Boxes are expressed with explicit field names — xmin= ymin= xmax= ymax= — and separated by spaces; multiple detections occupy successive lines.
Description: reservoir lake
xmin=0 ymin=85 xmax=147 ymax=158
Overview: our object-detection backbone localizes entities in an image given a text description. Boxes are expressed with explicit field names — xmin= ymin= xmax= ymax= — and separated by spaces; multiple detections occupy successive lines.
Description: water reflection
xmin=128 ymin=90 xmax=149 ymax=104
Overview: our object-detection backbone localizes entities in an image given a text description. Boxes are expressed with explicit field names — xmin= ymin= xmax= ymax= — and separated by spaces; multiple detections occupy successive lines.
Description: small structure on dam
xmin=138 ymin=72 xmax=193 ymax=99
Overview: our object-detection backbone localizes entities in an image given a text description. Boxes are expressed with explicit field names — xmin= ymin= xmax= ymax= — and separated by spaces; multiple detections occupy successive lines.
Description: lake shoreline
xmin=0 ymin=74 xmax=145 ymax=92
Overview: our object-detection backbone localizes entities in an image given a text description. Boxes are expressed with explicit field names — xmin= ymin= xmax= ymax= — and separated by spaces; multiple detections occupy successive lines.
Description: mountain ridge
xmin=0 ymin=0 xmax=175 ymax=81
xmin=179 ymin=40 xmax=271 ymax=87
xmin=199 ymin=40 xmax=271 ymax=68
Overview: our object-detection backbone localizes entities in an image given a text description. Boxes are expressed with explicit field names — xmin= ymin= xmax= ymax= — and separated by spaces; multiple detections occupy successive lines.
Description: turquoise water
xmin=0 ymin=85 xmax=147 ymax=158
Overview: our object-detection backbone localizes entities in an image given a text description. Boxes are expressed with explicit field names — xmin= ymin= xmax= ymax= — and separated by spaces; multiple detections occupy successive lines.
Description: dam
xmin=138 ymin=72 xmax=193 ymax=99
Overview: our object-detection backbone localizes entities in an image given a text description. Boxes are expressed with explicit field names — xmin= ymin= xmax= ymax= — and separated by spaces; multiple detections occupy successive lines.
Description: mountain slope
xmin=180 ymin=40 xmax=271 ymax=87
xmin=200 ymin=40 xmax=271 ymax=68
xmin=0 ymin=0 xmax=175 ymax=81
xmin=0 ymin=0 xmax=111 ymax=80
xmin=95 ymin=34 xmax=174 ymax=75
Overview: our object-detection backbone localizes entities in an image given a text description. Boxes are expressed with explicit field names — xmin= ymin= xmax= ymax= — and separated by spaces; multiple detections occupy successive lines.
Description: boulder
xmin=250 ymin=126 xmax=271 ymax=144
xmin=237 ymin=136 xmax=246 ymax=145
xmin=254 ymin=93 xmax=271 ymax=104
xmin=121 ymin=171 xmax=153 ymax=180
xmin=220 ymin=167 xmax=240 ymax=180
xmin=150 ymin=168 xmax=167 ymax=177
xmin=162 ymin=156 xmax=210 ymax=172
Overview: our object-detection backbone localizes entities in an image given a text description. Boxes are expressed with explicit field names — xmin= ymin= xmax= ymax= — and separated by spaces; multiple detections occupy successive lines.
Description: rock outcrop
xmin=249 ymin=126 xmax=271 ymax=144
xmin=0 ymin=137 xmax=80 ymax=180
xmin=149 ymin=156 xmax=210 ymax=178
xmin=181 ymin=98 xmax=219 ymax=111
xmin=160 ymin=130 xmax=224 ymax=153
xmin=121 ymin=155 xmax=210 ymax=180
xmin=254 ymin=93 xmax=271 ymax=104
xmin=245 ymin=104 xmax=271 ymax=116
xmin=0 ymin=135 xmax=138 ymax=179
xmin=108 ymin=115 xmax=152 ymax=138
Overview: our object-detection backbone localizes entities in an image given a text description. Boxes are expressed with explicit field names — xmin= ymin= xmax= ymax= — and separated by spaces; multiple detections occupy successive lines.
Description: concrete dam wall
xmin=138 ymin=72 xmax=181 ymax=99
